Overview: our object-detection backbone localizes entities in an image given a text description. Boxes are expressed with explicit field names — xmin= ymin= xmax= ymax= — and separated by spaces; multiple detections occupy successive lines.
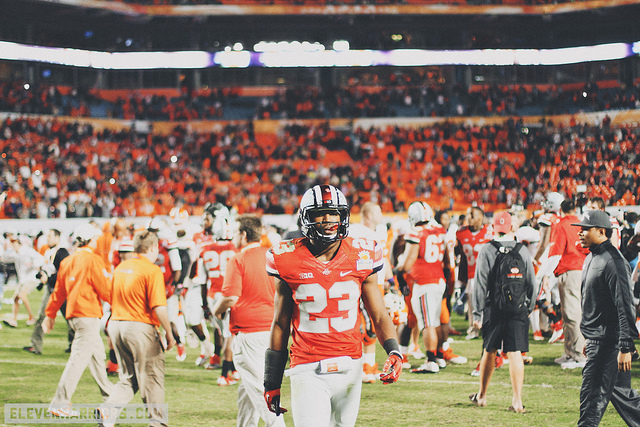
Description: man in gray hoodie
xmin=469 ymin=211 xmax=537 ymax=414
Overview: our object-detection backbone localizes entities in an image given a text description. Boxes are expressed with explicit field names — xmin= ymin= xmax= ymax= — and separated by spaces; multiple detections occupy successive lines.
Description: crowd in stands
xmin=1 ymin=108 xmax=639 ymax=219
xmin=2 ymin=79 xmax=639 ymax=122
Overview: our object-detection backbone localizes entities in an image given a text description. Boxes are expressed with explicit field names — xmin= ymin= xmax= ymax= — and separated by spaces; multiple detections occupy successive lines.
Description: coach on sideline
xmin=44 ymin=223 xmax=114 ymax=417
xmin=100 ymin=230 xmax=174 ymax=427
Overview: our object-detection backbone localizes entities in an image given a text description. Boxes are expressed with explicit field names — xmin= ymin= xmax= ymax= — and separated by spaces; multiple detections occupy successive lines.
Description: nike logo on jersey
xmin=340 ymin=270 xmax=352 ymax=277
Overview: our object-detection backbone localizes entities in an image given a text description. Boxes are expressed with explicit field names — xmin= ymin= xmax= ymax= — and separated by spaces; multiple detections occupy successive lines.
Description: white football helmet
xmin=169 ymin=207 xmax=189 ymax=226
xmin=384 ymin=292 xmax=408 ymax=326
xmin=542 ymin=192 xmax=565 ymax=212
xmin=204 ymin=202 xmax=230 ymax=219
xmin=407 ymin=201 xmax=434 ymax=227
xmin=299 ymin=184 xmax=350 ymax=243
xmin=212 ymin=217 xmax=235 ymax=241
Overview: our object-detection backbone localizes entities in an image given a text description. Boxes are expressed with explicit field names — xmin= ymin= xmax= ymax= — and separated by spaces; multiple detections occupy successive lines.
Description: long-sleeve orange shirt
xmin=45 ymin=246 xmax=111 ymax=319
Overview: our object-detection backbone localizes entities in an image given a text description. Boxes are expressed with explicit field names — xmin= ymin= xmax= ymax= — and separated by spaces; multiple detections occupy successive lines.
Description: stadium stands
xmin=0 ymin=110 xmax=638 ymax=219
xmin=2 ymin=80 xmax=638 ymax=121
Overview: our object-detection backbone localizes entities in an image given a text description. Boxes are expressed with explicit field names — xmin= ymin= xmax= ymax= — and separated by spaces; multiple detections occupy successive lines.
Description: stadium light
xmin=0 ymin=40 xmax=637 ymax=69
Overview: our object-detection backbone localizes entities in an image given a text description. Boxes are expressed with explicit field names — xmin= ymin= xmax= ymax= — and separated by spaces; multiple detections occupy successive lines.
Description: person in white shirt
xmin=3 ymin=235 xmax=45 ymax=328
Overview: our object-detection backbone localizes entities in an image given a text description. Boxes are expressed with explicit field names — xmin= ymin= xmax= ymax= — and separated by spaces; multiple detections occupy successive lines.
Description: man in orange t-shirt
xmin=99 ymin=230 xmax=174 ymax=427
xmin=212 ymin=215 xmax=285 ymax=427
xmin=44 ymin=223 xmax=114 ymax=417
xmin=548 ymin=199 xmax=589 ymax=369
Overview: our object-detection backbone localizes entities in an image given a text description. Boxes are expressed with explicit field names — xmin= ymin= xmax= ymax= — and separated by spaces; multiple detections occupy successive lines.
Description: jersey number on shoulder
xmin=272 ymin=241 xmax=296 ymax=256
xmin=352 ymin=238 xmax=375 ymax=251
xmin=295 ymin=281 xmax=359 ymax=333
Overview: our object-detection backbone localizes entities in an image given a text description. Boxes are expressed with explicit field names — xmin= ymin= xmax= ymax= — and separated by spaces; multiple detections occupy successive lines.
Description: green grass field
xmin=1 ymin=288 xmax=637 ymax=427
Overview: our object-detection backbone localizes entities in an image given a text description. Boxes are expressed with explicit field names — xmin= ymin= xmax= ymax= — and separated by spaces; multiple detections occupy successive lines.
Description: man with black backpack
xmin=469 ymin=211 xmax=537 ymax=414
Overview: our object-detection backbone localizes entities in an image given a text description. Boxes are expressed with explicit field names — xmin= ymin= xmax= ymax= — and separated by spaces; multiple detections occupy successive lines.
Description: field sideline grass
xmin=1 ymin=288 xmax=637 ymax=426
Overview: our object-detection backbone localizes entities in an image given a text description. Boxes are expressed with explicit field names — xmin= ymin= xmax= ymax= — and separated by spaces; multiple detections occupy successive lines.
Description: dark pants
xmin=579 ymin=340 xmax=640 ymax=426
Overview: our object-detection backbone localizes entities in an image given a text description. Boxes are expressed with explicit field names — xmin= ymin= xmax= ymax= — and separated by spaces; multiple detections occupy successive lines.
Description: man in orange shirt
xmin=99 ymin=230 xmax=174 ymax=427
xmin=212 ymin=215 xmax=285 ymax=427
xmin=547 ymin=199 xmax=589 ymax=369
xmin=44 ymin=223 xmax=114 ymax=417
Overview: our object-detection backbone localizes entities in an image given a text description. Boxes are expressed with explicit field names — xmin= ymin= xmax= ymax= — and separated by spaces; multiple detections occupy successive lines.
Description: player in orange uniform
xmin=456 ymin=206 xmax=493 ymax=340
xmin=536 ymin=192 xmax=565 ymax=344
xmin=396 ymin=202 xmax=449 ymax=373
xmin=147 ymin=218 xmax=187 ymax=361
xmin=264 ymin=185 xmax=402 ymax=426
xmin=198 ymin=216 xmax=239 ymax=383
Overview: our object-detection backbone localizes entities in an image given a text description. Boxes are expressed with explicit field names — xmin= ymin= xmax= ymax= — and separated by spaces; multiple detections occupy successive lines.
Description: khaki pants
xmin=233 ymin=331 xmax=286 ymax=427
xmin=50 ymin=317 xmax=114 ymax=408
xmin=30 ymin=286 xmax=51 ymax=353
xmin=558 ymin=270 xmax=586 ymax=363
xmin=107 ymin=320 xmax=167 ymax=427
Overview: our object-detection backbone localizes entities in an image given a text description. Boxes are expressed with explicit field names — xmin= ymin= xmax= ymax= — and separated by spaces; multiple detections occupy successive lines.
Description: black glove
xmin=396 ymin=272 xmax=410 ymax=296
xmin=203 ymin=305 xmax=212 ymax=321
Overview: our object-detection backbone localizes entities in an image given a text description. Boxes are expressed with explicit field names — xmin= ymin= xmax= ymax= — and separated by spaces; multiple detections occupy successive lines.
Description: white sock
xmin=363 ymin=352 xmax=376 ymax=366
xmin=530 ymin=308 xmax=540 ymax=332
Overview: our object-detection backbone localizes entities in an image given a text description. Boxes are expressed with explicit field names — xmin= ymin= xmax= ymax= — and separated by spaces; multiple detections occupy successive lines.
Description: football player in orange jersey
xmin=535 ymin=192 xmax=566 ymax=346
xmin=264 ymin=185 xmax=402 ymax=426
xmin=396 ymin=202 xmax=451 ymax=373
xmin=198 ymin=216 xmax=240 ymax=384
xmin=348 ymin=201 xmax=393 ymax=383
xmin=456 ymin=206 xmax=492 ymax=340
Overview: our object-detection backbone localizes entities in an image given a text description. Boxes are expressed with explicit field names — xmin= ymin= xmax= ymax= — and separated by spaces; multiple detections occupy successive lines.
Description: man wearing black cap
xmin=573 ymin=210 xmax=640 ymax=426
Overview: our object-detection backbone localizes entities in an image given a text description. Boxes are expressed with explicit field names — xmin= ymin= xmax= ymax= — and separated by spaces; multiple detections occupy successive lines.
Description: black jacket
xmin=46 ymin=247 xmax=70 ymax=293
xmin=580 ymin=239 xmax=638 ymax=353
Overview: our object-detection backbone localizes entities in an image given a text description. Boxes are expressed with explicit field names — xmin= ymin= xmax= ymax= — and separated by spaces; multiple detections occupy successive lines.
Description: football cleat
xmin=401 ymin=355 xmax=411 ymax=370
xmin=23 ymin=346 xmax=41 ymax=355
xmin=47 ymin=407 xmax=80 ymax=418
xmin=435 ymin=358 xmax=447 ymax=369
xmin=495 ymin=354 xmax=504 ymax=369
xmin=196 ymin=340 xmax=215 ymax=367
xmin=176 ymin=343 xmax=187 ymax=362
xmin=411 ymin=361 xmax=439 ymax=374
xmin=470 ymin=363 xmax=481 ymax=377
xmin=554 ymin=354 xmax=572 ymax=365
xmin=231 ymin=370 xmax=241 ymax=381
xmin=441 ymin=346 xmax=467 ymax=364
xmin=549 ymin=329 xmax=564 ymax=344
xmin=465 ymin=329 xmax=480 ymax=340
xmin=3 ymin=319 xmax=17 ymax=328
xmin=522 ymin=353 xmax=533 ymax=365
xmin=106 ymin=361 xmax=119 ymax=375
xmin=561 ymin=360 xmax=586 ymax=370
xmin=533 ymin=330 xmax=544 ymax=341
xmin=205 ymin=354 xmax=221 ymax=370
xmin=409 ymin=345 xmax=425 ymax=360
xmin=362 ymin=363 xmax=381 ymax=383
xmin=217 ymin=375 xmax=238 ymax=386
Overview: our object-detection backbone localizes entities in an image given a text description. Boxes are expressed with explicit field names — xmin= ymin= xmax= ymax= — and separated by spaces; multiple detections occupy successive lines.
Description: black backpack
xmin=487 ymin=241 xmax=528 ymax=313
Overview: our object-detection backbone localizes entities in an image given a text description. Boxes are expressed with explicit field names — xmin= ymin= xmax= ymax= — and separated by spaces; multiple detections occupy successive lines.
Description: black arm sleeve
xmin=264 ymin=349 xmax=288 ymax=391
